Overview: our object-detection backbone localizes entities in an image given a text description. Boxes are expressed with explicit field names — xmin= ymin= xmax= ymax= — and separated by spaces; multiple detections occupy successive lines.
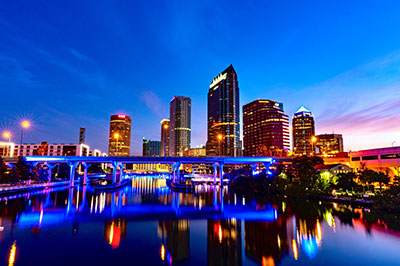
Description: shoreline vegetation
xmin=227 ymin=155 xmax=400 ymax=230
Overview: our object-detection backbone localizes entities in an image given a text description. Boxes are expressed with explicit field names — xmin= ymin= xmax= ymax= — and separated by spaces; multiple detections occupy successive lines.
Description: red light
xmin=118 ymin=114 xmax=126 ymax=119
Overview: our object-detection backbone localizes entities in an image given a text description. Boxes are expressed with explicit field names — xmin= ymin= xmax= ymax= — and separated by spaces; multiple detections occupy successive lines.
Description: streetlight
xmin=217 ymin=134 xmax=223 ymax=156
xmin=20 ymin=121 xmax=30 ymax=156
xmin=163 ymin=124 xmax=169 ymax=156
xmin=113 ymin=132 xmax=120 ymax=155
xmin=2 ymin=132 xmax=11 ymax=157
xmin=311 ymin=136 xmax=317 ymax=155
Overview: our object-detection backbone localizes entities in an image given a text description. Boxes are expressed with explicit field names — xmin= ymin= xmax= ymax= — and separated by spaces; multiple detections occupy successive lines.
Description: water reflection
xmin=0 ymin=176 xmax=400 ymax=265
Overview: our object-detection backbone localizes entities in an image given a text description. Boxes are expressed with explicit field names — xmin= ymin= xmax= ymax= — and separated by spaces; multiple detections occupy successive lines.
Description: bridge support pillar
xmin=68 ymin=161 xmax=79 ymax=187
xmin=118 ymin=162 xmax=124 ymax=182
xmin=219 ymin=163 xmax=224 ymax=187
xmin=172 ymin=163 xmax=177 ymax=183
xmin=81 ymin=162 xmax=91 ymax=186
xmin=46 ymin=163 xmax=56 ymax=182
xmin=213 ymin=163 xmax=218 ymax=185
xmin=263 ymin=162 xmax=272 ymax=174
xmin=176 ymin=162 xmax=181 ymax=183
xmin=112 ymin=161 xmax=119 ymax=184
xmin=250 ymin=163 xmax=258 ymax=176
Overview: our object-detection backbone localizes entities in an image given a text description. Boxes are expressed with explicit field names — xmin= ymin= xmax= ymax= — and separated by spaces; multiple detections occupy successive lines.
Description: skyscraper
xmin=292 ymin=106 xmax=315 ymax=155
xmin=142 ymin=138 xmax=161 ymax=156
xmin=160 ymin=119 xmax=170 ymax=156
xmin=206 ymin=65 xmax=240 ymax=157
xmin=315 ymin=133 xmax=344 ymax=154
xmin=169 ymin=96 xmax=191 ymax=157
xmin=243 ymin=100 xmax=290 ymax=156
xmin=79 ymin=127 xmax=85 ymax=144
xmin=108 ymin=114 xmax=131 ymax=156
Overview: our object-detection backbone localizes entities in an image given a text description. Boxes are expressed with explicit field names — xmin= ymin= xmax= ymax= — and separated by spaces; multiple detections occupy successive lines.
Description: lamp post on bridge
xmin=19 ymin=121 xmax=30 ymax=156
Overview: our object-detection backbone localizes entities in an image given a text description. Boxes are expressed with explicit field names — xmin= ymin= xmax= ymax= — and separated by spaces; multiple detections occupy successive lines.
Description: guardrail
xmin=0 ymin=181 xmax=70 ymax=194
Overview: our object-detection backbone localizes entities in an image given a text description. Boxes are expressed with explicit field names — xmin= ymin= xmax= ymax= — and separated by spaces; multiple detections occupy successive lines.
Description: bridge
xmin=3 ymin=156 xmax=288 ymax=187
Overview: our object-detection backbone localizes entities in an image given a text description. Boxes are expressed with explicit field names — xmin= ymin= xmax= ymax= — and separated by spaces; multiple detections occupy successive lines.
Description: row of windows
xmin=352 ymin=153 xmax=400 ymax=161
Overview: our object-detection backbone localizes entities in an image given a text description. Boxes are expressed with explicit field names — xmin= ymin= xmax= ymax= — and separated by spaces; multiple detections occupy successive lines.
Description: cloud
xmin=0 ymin=55 xmax=37 ymax=86
xmin=67 ymin=47 xmax=94 ymax=63
xmin=140 ymin=90 xmax=162 ymax=115
xmin=307 ymin=50 xmax=400 ymax=149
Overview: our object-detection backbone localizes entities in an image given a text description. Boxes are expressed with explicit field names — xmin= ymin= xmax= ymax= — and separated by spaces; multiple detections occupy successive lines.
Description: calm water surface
xmin=0 ymin=176 xmax=400 ymax=266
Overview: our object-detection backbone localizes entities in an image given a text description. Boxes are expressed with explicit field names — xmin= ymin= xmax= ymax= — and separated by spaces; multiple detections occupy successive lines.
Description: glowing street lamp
xmin=217 ymin=134 xmax=223 ymax=156
xmin=311 ymin=136 xmax=317 ymax=155
xmin=3 ymin=132 xmax=11 ymax=142
xmin=20 ymin=121 xmax=30 ymax=156
xmin=113 ymin=132 xmax=120 ymax=155
xmin=163 ymin=124 xmax=169 ymax=156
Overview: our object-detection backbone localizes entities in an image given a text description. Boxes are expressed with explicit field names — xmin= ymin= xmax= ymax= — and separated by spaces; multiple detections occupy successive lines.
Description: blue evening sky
xmin=1 ymin=0 xmax=400 ymax=154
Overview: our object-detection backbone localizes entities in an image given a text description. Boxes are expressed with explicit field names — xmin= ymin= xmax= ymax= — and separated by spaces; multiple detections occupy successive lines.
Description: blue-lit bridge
xmin=4 ymin=156 xmax=289 ymax=188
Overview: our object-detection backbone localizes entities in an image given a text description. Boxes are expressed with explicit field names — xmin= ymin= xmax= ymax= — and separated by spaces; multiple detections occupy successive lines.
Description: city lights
xmin=22 ymin=121 xmax=30 ymax=128
xmin=3 ymin=132 xmax=11 ymax=141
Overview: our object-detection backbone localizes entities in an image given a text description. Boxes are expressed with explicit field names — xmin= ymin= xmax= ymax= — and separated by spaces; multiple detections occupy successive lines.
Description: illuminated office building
xmin=169 ymin=96 xmax=191 ymax=157
xmin=14 ymin=143 xmax=91 ymax=156
xmin=108 ymin=114 xmax=131 ymax=156
xmin=206 ymin=65 xmax=240 ymax=157
xmin=292 ymin=106 xmax=315 ymax=155
xmin=142 ymin=138 xmax=161 ymax=156
xmin=316 ymin=134 xmax=344 ymax=154
xmin=160 ymin=119 xmax=170 ymax=156
xmin=243 ymin=100 xmax=290 ymax=156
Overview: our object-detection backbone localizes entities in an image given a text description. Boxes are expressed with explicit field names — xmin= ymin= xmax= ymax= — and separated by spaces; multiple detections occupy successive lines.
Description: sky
xmin=1 ymin=0 xmax=400 ymax=155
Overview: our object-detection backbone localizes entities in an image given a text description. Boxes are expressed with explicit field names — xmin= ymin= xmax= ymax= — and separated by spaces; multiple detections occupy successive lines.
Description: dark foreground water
xmin=0 ymin=177 xmax=400 ymax=266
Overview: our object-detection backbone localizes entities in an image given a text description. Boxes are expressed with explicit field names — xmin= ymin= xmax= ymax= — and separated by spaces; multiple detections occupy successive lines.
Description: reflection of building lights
xmin=316 ymin=220 xmax=322 ymax=243
xmin=160 ymin=244 xmax=165 ymax=261
xmin=9 ymin=241 xmax=17 ymax=266
xmin=262 ymin=256 xmax=275 ymax=266
xmin=218 ymin=224 xmax=223 ymax=243
xmin=39 ymin=210 xmax=43 ymax=225
xmin=292 ymin=239 xmax=298 ymax=260
xmin=301 ymin=235 xmax=318 ymax=259
xmin=109 ymin=222 xmax=114 ymax=245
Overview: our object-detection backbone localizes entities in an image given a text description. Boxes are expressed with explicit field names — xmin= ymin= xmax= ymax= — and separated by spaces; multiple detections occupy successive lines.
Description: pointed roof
xmin=222 ymin=64 xmax=236 ymax=74
xmin=295 ymin=105 xmax=312 ymax=114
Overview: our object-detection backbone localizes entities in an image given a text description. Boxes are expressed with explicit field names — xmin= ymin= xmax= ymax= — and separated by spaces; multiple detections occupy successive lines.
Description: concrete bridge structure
xmin=3 ymin=156 xmax=289 ymax=187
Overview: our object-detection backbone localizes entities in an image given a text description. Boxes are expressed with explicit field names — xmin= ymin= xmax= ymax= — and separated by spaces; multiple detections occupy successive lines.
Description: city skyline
xmin=1 ymin=1 xmax=400 ymax=154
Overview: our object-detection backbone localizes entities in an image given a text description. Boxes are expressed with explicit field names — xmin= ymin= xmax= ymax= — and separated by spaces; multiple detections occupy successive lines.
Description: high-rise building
xmin=169 ymin=96 xmax=191 ymax=157
xmin=292 ymin=106 xmax=315 ymax=155
xmin=79 ymin=127 xmax=85 ymax=144
xmin=142 ymin=138 xmax=161 ymax=156
xmin=108 ymin=114 xmax=131 ymax=156
xmin=316 ymin=133 xmax=344 ymax=154
xmin=160 ymin=119 xmax=170 ymax=156
xmin=243 ymin=100 xmax=290 ymax=156
xmin=206 ymin=65 xmax=240 ymax=157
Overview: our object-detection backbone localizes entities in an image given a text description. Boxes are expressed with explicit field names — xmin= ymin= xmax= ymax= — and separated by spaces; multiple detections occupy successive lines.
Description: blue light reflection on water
xmin=0 ymin=176 xmax=400 ymax=265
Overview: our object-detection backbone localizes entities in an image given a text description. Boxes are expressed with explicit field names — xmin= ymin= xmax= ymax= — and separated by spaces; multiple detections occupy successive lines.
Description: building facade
xmin=160 ymin=119 xmax=170 ymax=156
xmin=79 ymin=127 xmax=85 ymax=144
xmin=292 ymin=106 xmax=315 ymax=155
xmin=142 ymin=138 xmax=161 ymax=156
xmin=243 ymin=100 xmax=290 ymax=157
xmin=13 ymin=143 xmax=91 ymax=157
xmin=206 ymin=65 xmax=240 ymax=157
xmin=169 ymin=96 xmax=191 ymax=157
xmin=108 ymin=114 xmax=131 ymax=156
xmin=315 ymin=133 xmax=344 ymax=154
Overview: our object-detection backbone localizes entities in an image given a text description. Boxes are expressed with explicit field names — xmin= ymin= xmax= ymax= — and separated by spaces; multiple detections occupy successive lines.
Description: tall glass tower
xmin=169 ymin=96 xmax=191 ymax=157
xmin=206 ymin=65 xmax=240 ymax=157
xmin=160 ymin=119 xmax=170 ymax=156
xmin=292 ymin=106 xmax=315 ymax=155
xmin=108 ymin=114 xmax=131 ymax=156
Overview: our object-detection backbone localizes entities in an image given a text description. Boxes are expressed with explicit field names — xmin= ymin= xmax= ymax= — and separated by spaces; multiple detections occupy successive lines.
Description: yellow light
xmin=113 ymin=133 xmax=120 ymax=139
xmin=292 ymin=239 xmax=298 ymax=260
xmin=217 ymin=134 xmax=223 ymax=140
xmin=22 ymin=121 xmax=30 ymax=128
xmin=9 ymin=241 xmax=17 ymax=266
xmin=218 ymin=224 xmax=223 ymax=243
xmin=161 ymin=244 xmax=165 ymax=260
xmin=163 ymin=124 xmax=169 ymax=129
xmin=316 ymin=220 xmax=322 ymax=241
xmin=312 ymin=136 xmax=317 ymax=142
xmin=3 ymin=132 xmax=10 ymax=139
xmin=109 ymin=221 xmax=114 ymax=245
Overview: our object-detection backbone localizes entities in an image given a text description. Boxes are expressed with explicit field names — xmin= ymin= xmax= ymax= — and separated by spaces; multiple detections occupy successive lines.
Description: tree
xmin=336 ymin=172 xmax=358 ymax=192
xmin=11 ymin=156 xmax=34 ymax=182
